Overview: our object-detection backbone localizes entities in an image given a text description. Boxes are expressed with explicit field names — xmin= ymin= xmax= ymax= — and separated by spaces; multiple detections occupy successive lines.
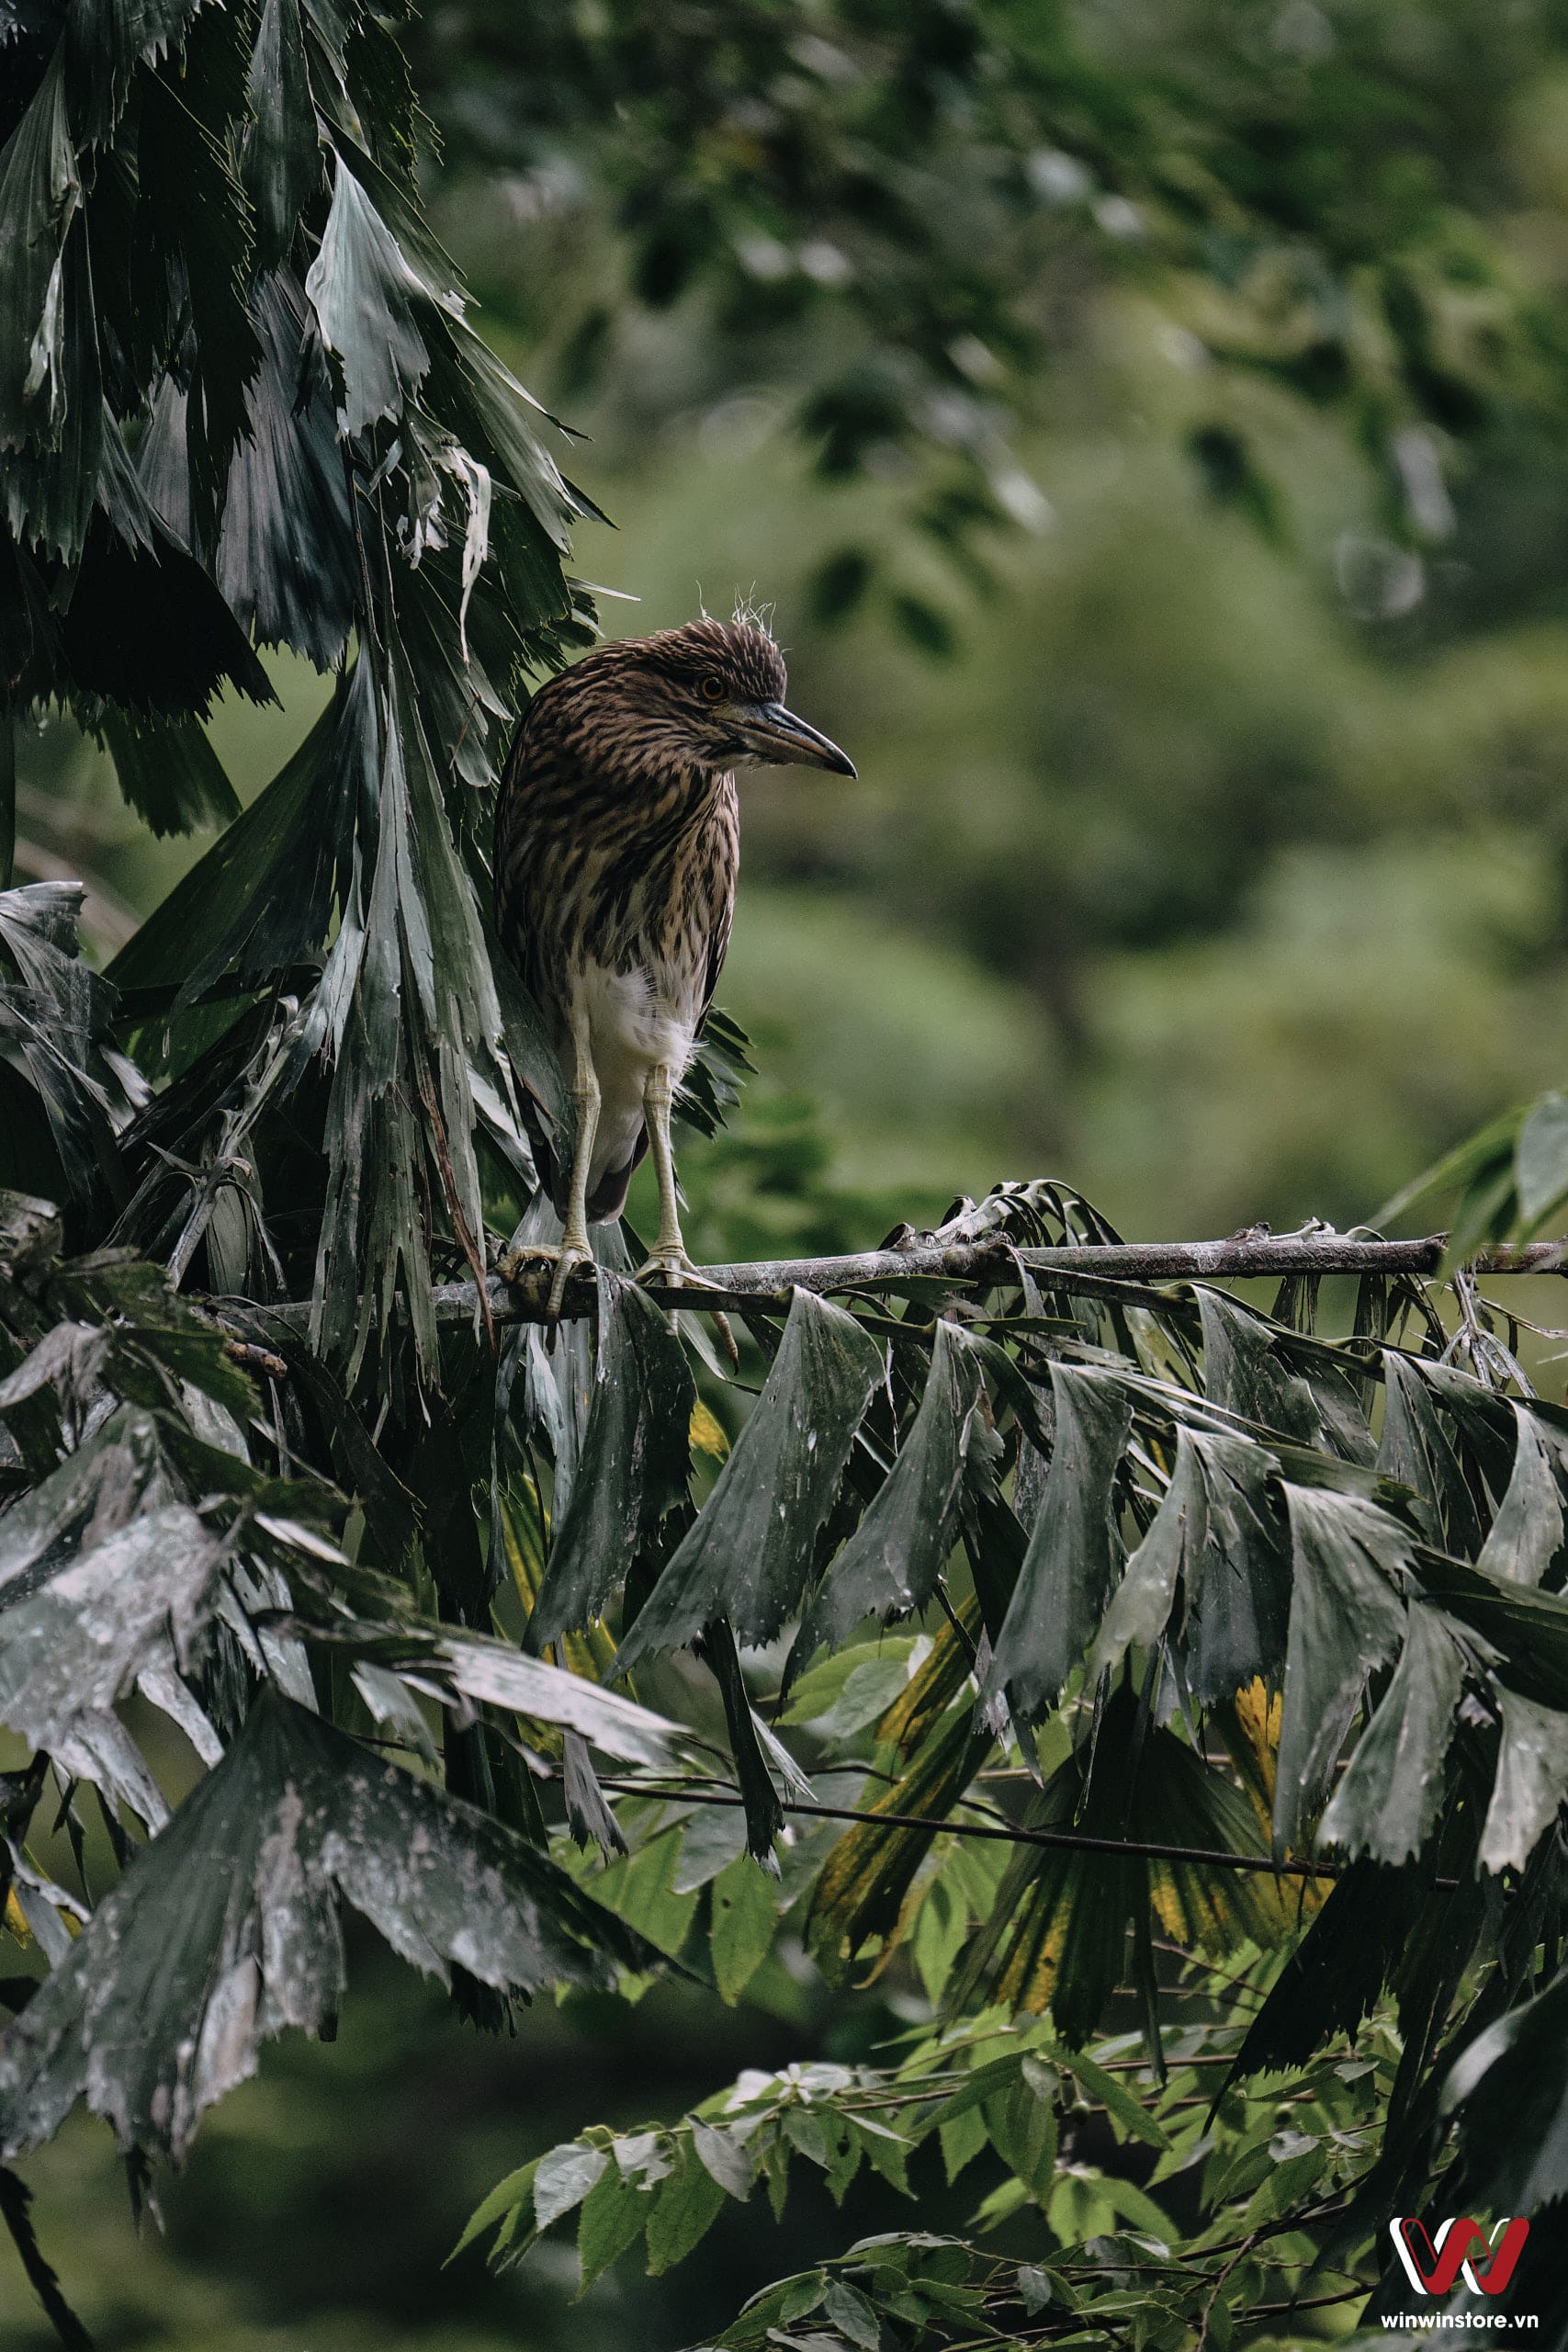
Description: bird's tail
xmin=516 ymin=1100 xmax=650 ymax=1228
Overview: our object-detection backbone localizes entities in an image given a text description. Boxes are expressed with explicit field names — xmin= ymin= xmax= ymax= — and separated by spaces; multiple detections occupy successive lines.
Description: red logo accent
xmin=1391 ymin=2216 xmax=1531 ymax=2299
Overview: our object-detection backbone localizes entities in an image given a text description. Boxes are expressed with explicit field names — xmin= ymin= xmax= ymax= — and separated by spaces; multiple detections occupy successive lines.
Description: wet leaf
xmin=1272 ymin=1486 xmax=1409 ymax=1856
xmin=1440 ymin=1959 xmax=1568 ymax=2216
xmin=530 ymin=1272 xmax=694 ymax=1645
xmin=0 ymin=1500 xmax=220 ymax=1827
xmin=983 ymin=1363 xmax=1131 ymax=1723
xmin=615 ymin=1292 xmax=883 ymax=1668
xmin=1199 ymin=1291 xmax=1372 ymax=1464
xmin=1319 ymin=1603 xmax=1466 ymax=1864
xmin=1477 ymin=1405 xmax=1568 ymax=1589
xmin=1479 ymin=1683 xmax=1568 ymax=1874
xmin=305 ymin=159 xmax=432 ymax=435
xmin=797 ymin=1323 xmax=984 ymax=1663
xmin=0 ymin=1691 xmax=653 ymax=2164
xmin=1092 ymin=1427 xmax=1288 ymax=1703
xmin=98 ymin=707 xmax=240 ymax=838
xmin=1378 ymin=1351 xmax=1482 ymax=1555
xmin=242 ymin=0 xmax=320 ymax=266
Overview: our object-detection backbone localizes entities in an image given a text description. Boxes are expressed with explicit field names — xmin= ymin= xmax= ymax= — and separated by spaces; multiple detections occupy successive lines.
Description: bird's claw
xmin=630 ymin=1244 xmax=707 ymax=1290
xmin=499 ymin=1238 xmax=594 ymax=1317
xmin=632 ymin=1249 xmax=739 ymax=1369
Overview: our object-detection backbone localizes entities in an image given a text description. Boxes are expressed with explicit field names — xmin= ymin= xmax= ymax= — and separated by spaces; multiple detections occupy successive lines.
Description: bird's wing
xmin=696 ymin=782 xmax=740 ymax=1031
xmin=699 ymin=891 xmax=734 ymax=1032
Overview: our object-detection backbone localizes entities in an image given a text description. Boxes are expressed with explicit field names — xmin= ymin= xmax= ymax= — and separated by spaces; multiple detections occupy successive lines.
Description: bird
xmin=493 ymin=612 xmax=855 ymax=1314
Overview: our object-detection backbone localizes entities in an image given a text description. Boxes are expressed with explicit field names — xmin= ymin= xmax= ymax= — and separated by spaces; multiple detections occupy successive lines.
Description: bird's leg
xmin=501 ymin=1018 xmax=600 ymax=1317
xmin=549 ymin=1041 xmax=601 ymax=1314
xmin=637 ymin=1063 xmax=692 ymax=1282
xmin=633 ymin=1064 xmax=739 ymax=1365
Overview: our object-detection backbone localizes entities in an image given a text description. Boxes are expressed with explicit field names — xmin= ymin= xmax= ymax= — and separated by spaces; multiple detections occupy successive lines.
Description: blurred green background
xmin=12 ymin=0 xmax=1568 ymax=2342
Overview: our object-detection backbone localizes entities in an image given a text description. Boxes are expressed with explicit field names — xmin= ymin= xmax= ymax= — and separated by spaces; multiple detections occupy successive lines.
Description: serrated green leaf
xmin=592 ymin=1833 xmax=701 ymax=1960
xmin=822 ymin=2278 xmax=881 ymax=2349
xmin=576 ymin=2156 xmax=648 ymax=2291
xmin=709 ymin=1850 xmax=778 ymax=2004
xmin=645 ymin=2143 xmax=726 ymax=2275
xmin=940 ymin=2101 xmax=989 ymax=2185
xmin=691 ymin=2117 xmax=754 ymax=2201
xmin=982 ymin=2075 xmax=1058 ymax=2199
xmin=534 ymin=2141 xmax=607 ymax=2232
xmin=671 ymin=1804 xmax=749 ymax=1895
xmin=449 ymin=2158 xmax=537 ymax=2264
xmin=781 ymin=1637 xmax=917 ymax=1732
xmin=783 ymin=2108 xmax=832 ymax=2168
xmin=1063 ymin=2050 xmax=1170 ymax=2151
xmin=910 ymin=1873 xmax=967 ymax=2005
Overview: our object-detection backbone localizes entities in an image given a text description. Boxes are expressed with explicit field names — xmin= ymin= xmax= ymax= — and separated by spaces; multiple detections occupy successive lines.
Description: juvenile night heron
xmin=495 ymin=614 xmax=854 ymax=1311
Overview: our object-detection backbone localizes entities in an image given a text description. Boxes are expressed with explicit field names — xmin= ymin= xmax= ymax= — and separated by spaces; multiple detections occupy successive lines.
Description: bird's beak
xmin=740 ymin=702 xmax=857 ymax=776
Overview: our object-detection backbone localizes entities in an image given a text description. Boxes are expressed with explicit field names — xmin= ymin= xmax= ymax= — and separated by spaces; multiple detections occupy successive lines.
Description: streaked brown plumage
xmin=495 ymin=614 xmax=854 ymax=1307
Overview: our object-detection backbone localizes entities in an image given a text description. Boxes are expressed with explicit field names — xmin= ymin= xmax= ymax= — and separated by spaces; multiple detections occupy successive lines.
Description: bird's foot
xmin=630 ymin=1241 xmax=708 ymax=1289
xmin=632 ymin=1247 xmax=739 ymax=1369
xmin=499 ymin=1237 xmax=595 ymax=1317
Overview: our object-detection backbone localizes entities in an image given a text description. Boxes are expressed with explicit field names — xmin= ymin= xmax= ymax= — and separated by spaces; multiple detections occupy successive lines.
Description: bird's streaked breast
xmin=495 ymin=742 xmax=739 ymax=1050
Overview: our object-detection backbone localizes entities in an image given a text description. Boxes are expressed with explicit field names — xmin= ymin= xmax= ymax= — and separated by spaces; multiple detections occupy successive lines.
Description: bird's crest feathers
xmin=632 ymin=613 xmax=788 ymax=704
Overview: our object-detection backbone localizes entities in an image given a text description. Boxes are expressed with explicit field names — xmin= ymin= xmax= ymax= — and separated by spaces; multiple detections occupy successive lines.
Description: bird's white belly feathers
xmin=574 ymin=958 xmax=703 ymax=1189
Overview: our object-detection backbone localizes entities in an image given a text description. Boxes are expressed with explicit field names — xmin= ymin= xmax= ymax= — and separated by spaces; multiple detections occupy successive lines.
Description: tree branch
xmin=231 ymin=1225 xmax=1567 ymax=1333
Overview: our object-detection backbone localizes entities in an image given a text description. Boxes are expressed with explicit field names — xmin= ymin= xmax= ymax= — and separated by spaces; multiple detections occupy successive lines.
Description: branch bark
xmin=226 ymin=1225 xmax=1568 ymax=1336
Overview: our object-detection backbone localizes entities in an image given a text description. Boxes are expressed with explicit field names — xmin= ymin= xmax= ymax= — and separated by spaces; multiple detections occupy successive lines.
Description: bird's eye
xmin=699 ymin=675 xmax=726 ymax=703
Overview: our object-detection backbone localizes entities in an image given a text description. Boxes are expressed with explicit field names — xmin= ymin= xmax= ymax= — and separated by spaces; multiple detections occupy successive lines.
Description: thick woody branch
xmin=225 ymin=1227 xmax=1568 ymax=1339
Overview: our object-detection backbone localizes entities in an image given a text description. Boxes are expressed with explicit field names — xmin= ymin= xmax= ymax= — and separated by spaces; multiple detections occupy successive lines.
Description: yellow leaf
xmin=688 ymin=1400 xmax=729 ymax=1462
xmin=1233 ymin=1677 xmax=1281 ymax=1806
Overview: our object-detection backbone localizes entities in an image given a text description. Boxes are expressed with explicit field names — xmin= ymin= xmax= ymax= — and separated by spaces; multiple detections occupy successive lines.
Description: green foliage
xmin=457 ymin=1992 xmax=1412 ymax=2348
xmin=410 ymin=0 xmax=1568 ymax=649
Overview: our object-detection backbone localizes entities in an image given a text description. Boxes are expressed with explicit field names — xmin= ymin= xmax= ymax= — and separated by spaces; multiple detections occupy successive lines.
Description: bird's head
xmin=545 ymin=615 xmax=855 ymax=784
